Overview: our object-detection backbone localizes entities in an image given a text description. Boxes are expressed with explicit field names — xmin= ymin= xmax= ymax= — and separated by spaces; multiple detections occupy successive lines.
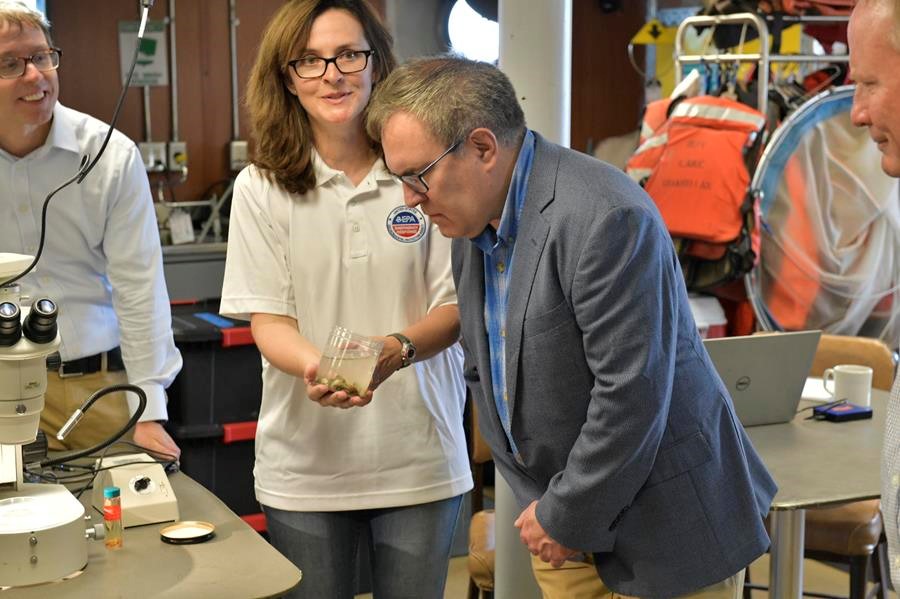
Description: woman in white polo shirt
xmin=219 ymin=1 xmax=472 ymax=597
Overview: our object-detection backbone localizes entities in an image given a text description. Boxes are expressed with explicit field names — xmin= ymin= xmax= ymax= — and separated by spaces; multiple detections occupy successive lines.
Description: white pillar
xmin=499 ymin=0 xmax=572 ymax=147
xmin=492 ymin=469 xmax=541 ymax=598
xmin=495 ymin=4 xmax=572 ymax=598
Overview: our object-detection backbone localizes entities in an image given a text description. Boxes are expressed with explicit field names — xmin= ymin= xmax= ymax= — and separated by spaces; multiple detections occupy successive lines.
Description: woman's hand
xmin=303 ymin=362 xmax=374 ymax=409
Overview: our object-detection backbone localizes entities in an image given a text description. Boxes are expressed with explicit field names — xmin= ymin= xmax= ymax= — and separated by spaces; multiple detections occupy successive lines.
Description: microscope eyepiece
xmin=0 ymin=301 xmax=22 ymax=347
xmin=23 ymin=298 xmax=58 ymax=344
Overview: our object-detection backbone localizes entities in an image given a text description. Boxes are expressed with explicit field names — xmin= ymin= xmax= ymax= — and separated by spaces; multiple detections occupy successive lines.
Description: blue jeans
xmin=263 ymin=495 xmax=463 ymax=599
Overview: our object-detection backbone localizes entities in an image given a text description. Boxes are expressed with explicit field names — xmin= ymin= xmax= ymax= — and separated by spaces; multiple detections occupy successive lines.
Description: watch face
xmin=390 ymin=334 xmax=415 ymax=367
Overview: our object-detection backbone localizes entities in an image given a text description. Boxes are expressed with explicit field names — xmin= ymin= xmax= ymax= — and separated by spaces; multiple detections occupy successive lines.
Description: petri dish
xmin=160 ymin=520 xmax=216 ymax=545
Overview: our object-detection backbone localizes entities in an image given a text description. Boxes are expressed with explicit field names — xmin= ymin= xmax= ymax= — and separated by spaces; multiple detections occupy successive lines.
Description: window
xmin=446 ymin=0 xmax=499 ymax=63
xmin=20 ymin=0 xmax=46 ymax=13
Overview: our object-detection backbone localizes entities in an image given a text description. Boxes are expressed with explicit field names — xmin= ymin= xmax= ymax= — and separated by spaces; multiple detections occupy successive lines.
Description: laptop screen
xmin=702 ymin=331 xmax=822 ymax=426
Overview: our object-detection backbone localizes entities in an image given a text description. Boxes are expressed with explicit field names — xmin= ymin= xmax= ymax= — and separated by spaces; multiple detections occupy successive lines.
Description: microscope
xmin=0 ymin=253 xmax=96 ymax=587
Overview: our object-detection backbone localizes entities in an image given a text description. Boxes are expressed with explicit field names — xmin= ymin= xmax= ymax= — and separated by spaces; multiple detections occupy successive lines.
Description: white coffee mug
xmin=822 ymin=364 xmax=874 ymax=407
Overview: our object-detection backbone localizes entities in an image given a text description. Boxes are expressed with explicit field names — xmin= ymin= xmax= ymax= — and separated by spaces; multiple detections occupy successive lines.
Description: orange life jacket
xmin=707 ymin=0 xmax=855 ymax=14
xmin=626 ymin=95 xmax=767 ymax=292
xmin=639 ymin=98 xmax=672 ymax=146
xmin=782 ymin=0 xmax=855 ymax=15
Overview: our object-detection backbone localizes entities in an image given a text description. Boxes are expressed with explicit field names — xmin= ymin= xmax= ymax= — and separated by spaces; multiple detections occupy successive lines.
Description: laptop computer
xmin=702 ymin=330 xmax=822 ymax=427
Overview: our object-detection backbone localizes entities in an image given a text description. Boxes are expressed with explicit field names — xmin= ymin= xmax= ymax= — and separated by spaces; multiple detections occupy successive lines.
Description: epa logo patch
xmin=386 ymin=206 xmax=426 ymax=243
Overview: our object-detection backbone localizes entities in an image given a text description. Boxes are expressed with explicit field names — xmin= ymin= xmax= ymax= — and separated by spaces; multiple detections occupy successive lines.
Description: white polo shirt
xmin=220 ymin=155 xmax=472 ymax=511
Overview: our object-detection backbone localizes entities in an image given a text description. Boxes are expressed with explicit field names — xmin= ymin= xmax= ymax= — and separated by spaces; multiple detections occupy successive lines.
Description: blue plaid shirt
xmin=472 ymin=129 xmax=535 ymax=458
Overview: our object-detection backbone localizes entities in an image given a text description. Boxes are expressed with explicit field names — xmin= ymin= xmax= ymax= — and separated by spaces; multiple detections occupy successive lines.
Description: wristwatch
xmin=388 ymin=333 xmax=416 ymax=368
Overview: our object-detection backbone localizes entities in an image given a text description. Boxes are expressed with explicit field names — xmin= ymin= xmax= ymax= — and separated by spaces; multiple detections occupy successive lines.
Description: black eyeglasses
xmin=0 ymin=48 xmax=62 ymax=79
xmin=398 ymin=140 xmax=461 ymax=194
xmin=288 ymin=49 xmax=375 ymax=79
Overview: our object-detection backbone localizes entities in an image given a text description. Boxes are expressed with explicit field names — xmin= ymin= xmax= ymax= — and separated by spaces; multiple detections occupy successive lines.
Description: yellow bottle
xmin=103 ymin=486 xmax=123 ymax=549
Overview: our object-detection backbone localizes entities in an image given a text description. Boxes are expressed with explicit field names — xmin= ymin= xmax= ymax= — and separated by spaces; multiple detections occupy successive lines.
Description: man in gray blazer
xmin=367 ymin=56 xmax=777 ymax=598
xmin=849 ymin=0 xmax=900 ymax=588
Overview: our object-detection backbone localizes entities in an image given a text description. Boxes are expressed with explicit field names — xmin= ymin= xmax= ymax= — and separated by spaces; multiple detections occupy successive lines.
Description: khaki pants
xmin=531 ymin=554 xmax=746 ymax=599
xmin=41 ymin=369 xmax=131 ymax=451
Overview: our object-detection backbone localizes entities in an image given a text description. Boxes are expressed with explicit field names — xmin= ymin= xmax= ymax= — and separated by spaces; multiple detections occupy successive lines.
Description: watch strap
xmin=387 ymin=332 xmax=415 ymax=368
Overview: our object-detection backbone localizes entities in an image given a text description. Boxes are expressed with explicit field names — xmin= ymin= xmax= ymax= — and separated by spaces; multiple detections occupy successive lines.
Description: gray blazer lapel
xmin=505 ymin=135 xmax=559 ymax=421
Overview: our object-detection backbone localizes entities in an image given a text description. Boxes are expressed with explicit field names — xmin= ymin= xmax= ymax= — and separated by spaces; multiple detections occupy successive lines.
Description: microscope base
xmin=0 ymin=483 xmax=88 ymax=587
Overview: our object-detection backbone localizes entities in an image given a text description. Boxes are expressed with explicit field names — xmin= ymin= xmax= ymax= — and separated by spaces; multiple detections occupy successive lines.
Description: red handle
xmin=241 ymin=513 xmax=267 ymax=533
xmin=221 ymin=326 xmax=254 ymax=348
xmin=222 ymin=421 xmax=257 ymax=444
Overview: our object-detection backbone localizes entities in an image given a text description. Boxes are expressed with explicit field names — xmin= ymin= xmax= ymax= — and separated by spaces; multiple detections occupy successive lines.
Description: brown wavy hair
xmin=245 ymin=0 xmax=396 ymax=195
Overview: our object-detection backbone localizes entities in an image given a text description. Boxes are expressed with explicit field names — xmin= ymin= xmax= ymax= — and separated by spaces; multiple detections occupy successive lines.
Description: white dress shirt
xmin=882 ymin=370 xmax=900 ymax=585
xmin=0 ymin=103 xmax=182 ymax=421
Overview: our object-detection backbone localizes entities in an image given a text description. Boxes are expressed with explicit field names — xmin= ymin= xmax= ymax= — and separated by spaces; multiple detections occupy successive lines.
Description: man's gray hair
xmin=0 ymin=0 xmax=52 ymax=44
xmin=366 ymin=55 xmax=526 ymax=148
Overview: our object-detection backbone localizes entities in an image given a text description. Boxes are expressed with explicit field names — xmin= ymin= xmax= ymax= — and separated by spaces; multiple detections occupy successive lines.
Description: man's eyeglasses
xmin=0 ymin=48 xmax=62 ymax=80
xmin=287 ymin=49 xmax=375 ymax=79
xmin=398 ymin=140 xmax=461 ymax=194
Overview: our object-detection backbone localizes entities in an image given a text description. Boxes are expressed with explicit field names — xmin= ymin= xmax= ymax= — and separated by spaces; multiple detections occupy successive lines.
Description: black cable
xmin=25 ymin=418 xmax=179 ymax=499
xmin=45 ymin=439 xmax=177 ymax=499
xmin=28 ymin=447 xmax=175 ymax=476
xmin=0 ymin=5 xmax=150 ymax=288
xmin=75 ymin=35 xmax=142 ymax=184
xmin=39 ymin=383 xmax=147 ymax=468
xmin=72 ymin=457 xmax=178 ymax=498
xmin=37 ymin=473 xmax=92 ymax=484
xmin=113 ymin=439 xmax=179 ymax=465
xmin=91 ymin=459 xmax=174 ymax=472
xmin=798 ymin=398 xmax=848 ymax=419
xmin=70 ymin=442 xmax=117 ymax=499
xmin=0 ymin=166 xmax=88 ymax=287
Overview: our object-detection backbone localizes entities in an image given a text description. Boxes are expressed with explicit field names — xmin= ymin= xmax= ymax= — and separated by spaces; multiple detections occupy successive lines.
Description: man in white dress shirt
xmin=0 ymin=1 xmax=181 ymax=457
xmin=849 ymin=0 xmax=900 ymax=586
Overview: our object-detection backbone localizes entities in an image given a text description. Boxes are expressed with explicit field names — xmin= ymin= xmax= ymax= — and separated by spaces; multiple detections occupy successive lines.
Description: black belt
xmin=46 ymin=347 xmax=125 ymax=378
